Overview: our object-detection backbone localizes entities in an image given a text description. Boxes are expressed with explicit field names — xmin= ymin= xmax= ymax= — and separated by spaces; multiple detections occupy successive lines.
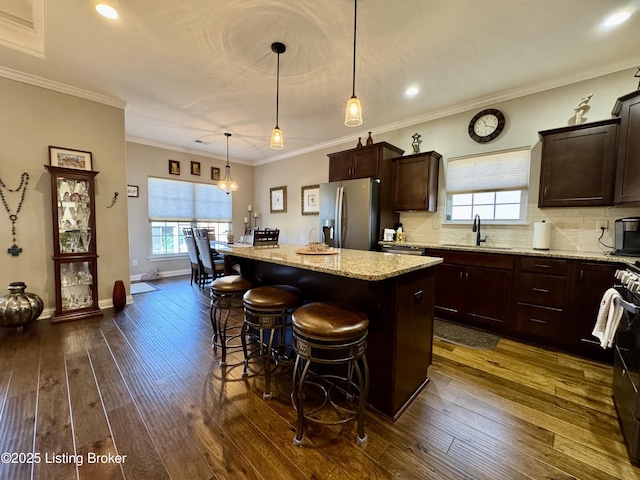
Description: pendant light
xmin=218 ymin=133 xmax=238 ymax=195
xmin=345 ymin=0 xmax=362 ymax=127
xmin=270 ymin=42 xmax=286 ymax=149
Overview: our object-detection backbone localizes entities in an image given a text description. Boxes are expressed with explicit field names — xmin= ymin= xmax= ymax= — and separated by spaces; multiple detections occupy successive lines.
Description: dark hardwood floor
xmin=0 ymin=275 xmax=638 ymax=479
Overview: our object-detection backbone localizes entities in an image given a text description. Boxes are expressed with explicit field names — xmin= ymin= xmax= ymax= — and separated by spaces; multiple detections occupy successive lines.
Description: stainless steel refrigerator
xmin=319 ymin=178 xmax=384 ymax=251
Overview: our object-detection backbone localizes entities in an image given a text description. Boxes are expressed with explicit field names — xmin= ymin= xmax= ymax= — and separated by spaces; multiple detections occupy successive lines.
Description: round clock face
xmin=468 ymin=109 xmax=505 ymax=143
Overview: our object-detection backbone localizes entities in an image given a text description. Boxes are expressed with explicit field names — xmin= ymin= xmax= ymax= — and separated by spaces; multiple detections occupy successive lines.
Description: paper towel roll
xmin=532 ymin=221 xmax=551 ymax=250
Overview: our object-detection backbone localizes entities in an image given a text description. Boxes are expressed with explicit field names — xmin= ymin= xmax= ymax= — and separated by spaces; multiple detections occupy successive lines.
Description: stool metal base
xmin=291 ymin=331 xmax=369 ymax=446
xmin=210 ymin=291 xmax=247 ymax=367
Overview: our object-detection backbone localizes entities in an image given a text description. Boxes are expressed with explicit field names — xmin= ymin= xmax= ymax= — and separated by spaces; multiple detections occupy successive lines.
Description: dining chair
xmin=194 ymin=228 xmax=225 ymax=288
xmin=182 ymin=227 xmax=201 ymax=286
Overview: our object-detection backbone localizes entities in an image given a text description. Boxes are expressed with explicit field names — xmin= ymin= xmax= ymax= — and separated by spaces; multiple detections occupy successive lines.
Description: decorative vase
xmin=366 ymin=132 xmax=373 ymax=145
xmin=113 ymin=280 xmax=126 ymax=310
xmin=0 ymin=282 xmax=44 ymax=328
xmin=227 ymin=234 xmax=235 ymax=244
xmin=356 ymin=137 xmax=363 ymax=148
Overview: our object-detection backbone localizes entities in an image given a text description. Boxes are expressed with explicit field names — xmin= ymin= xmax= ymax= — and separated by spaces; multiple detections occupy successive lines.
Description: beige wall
xmin=125 ymin=141 xmax=254 ymax=278
xmin=254 ymin=68 xmax=640 ymax=254
xmin=0 ymin=76 xmax=128 ymax=316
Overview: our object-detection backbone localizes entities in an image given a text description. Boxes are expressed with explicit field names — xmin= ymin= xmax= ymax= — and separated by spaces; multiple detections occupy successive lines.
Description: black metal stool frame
xmin=291 ymin=330 xmax=369 ymax=446
xmin=242 ymin=302 xmax=295 ymax=400
xmin=210 ymin=290 xmax=247 ymax=367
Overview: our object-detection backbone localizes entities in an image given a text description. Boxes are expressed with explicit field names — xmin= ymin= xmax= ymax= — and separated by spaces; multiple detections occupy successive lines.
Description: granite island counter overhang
xmin=216 ymin=244 xmax=443 ymax=420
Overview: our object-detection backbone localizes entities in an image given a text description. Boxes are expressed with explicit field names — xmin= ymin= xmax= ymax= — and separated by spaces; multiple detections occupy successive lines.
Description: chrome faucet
xmin=472 ymin=214 xmax=487 ymax=246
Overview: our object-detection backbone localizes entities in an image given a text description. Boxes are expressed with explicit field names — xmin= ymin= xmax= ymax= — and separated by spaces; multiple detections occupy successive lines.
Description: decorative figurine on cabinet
xmin=411 ymin=133 xmax=422 ymax=154
xmin=574 ymin=93 xmax=593 ymax=124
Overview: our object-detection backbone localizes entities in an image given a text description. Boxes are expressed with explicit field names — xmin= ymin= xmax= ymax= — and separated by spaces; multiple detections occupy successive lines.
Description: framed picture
xmin=169 ymin=160 xmax=180 ymax=175
xmin=49 ymin=146 xmax=93 ymax=171
xmin=191 ymin=161 xmax=201 ymax=176
xmin=270 ymin=186 xmax=287 ymax=214
xmin=301 ymin=184 xmax=319 ymax=215
xmin=127 ymin=185 xmax=139 ymax=198
xmin=211 ymin=167 xmax=220 ymax=181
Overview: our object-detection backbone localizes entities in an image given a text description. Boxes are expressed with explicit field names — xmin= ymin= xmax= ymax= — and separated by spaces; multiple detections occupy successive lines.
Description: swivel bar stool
xmin=210 ymin=275 xmax=254 ymax=366
xmin=291 ymin=302 xmax=369 ymax=446
xmin=242 ymin=285 xmax=302 ymax=400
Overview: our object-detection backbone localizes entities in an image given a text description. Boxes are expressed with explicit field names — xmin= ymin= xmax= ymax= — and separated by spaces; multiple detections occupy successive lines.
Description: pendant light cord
xmin=275 ymin=51 xmax=281 ymax=128
xmin=351 ymin=0 xmax=358 ymax=97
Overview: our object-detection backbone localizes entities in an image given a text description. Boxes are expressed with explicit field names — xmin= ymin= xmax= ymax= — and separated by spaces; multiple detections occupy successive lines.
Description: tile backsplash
xmin=399 ymin=205 xmax=640 ymax=253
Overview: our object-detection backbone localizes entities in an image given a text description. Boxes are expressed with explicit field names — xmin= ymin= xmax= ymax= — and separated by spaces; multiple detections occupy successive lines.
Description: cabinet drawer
xmin=426 ymin=249 xmax=514 ymax=270
xmin=520 ymin=257 xmax=568 ymax=276
xmin=516 ymin=303 xmax=563 ymax=339
xmin=518 ymin=273 xmax=566 ymax=308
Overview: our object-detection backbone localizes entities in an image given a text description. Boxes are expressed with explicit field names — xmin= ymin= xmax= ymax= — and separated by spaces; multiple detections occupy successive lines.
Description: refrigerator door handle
xmin=334 ymin=187 xmax=341 ymax=247
xmin=336 ymin=187 xmax=344 ymax=248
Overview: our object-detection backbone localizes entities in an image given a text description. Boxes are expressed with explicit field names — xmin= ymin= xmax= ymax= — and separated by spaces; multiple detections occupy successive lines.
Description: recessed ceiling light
xmin=603 ymin=11 xmax=631 ymax=27
xmin=95 ymin=3 xmax=119 ymax=20
xmin=405 ymin=86 xmax=419 ymax=97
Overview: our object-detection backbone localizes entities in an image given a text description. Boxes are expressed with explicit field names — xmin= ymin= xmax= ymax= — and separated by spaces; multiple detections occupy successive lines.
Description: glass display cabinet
xmin=45 ymin=165 xmax=102 ymax=322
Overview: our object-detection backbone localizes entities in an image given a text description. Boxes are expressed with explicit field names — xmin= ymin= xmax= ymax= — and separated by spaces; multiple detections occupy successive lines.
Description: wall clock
xmin=468 ymin=108 xmax=505 ymax=143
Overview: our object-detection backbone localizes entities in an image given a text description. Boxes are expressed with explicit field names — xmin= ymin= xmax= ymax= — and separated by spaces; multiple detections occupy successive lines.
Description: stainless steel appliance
xmin=612 ymin=264 xmax=640 ymax=464
xmin=614 ymin=217 xmax=640 ymax=256
xmin=380 ymin=244 xmax=424 ymax=256
xmin=319 ymin=178 xmax=385 ymax=251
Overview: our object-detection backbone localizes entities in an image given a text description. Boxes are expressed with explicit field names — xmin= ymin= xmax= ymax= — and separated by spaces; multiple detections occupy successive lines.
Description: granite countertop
xmin=379 ymin=241 xmax=640 ymax=266
xmin=216 ymin=244 xmax=443 ymax=281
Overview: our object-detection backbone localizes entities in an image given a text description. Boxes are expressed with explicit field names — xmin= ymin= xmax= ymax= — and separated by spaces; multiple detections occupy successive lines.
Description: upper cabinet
xmin=393 ymin=151 xmax=441 ymax=211
xmin=538 ymin=118 xmax=619 ymax=207
xmin=613 ymin=90 xmax=640 ymax=205
xmin=328 ymin=142 xmax=404 ymax=182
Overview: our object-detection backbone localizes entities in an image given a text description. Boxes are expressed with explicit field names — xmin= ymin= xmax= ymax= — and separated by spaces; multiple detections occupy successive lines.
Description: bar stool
xmin=210 ymin=275 xmax=254 ymax=366
xmin=242 ymin=285 xmax=303 ymax=400
xmin=291 ymin=302 xmax=369 ymax=446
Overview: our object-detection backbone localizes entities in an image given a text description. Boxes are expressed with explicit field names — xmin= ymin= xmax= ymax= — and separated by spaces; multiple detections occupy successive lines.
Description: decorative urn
xmin=0 ymin=282 xmax=44 ymax=328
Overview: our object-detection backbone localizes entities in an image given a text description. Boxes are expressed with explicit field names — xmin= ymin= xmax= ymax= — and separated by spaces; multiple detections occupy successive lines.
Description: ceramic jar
xmin=0 ymin=282 xmax=44 ymax=328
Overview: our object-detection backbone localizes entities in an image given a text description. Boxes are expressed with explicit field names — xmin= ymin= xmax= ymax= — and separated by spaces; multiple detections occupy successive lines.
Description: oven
xmin=612 ymin=264 xmax=640 ymax=465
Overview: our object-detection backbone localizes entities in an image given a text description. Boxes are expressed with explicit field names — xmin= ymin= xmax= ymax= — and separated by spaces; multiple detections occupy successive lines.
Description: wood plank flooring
xmin=0 ymin=275 xmax=638 ymax=479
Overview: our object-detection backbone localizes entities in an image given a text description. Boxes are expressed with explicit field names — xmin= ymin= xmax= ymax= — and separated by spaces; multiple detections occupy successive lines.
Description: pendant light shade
xmin=218 ymin=133 xmax=238 ymax=195
xmin=270 ymin=42 xmax=286 ymax=149
xmin=345 ymin=0 xmax=363 ymax=127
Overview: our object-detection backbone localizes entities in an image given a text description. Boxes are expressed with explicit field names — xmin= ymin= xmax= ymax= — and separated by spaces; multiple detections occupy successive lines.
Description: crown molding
xmin=0 ymin=66 xmax=128 ymax=109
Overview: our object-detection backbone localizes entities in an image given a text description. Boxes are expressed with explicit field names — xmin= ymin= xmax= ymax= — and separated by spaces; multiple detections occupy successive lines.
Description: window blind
xmin=148 ymin=177 xmax=232 ymax=222
xmin=446 ymin=147 xmax=530 ymax=194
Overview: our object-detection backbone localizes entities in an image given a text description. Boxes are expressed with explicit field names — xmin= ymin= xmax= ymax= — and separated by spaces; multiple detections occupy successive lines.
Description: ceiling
xmin=1 ymin=0 xmax=639 ymax=165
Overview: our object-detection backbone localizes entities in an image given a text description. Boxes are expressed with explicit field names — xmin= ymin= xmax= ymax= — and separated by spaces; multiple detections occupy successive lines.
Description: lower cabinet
xmin=427 ymin=248 xmax=622 ymax=360
xmin=428 ymin=249 xmax=514 ymax=333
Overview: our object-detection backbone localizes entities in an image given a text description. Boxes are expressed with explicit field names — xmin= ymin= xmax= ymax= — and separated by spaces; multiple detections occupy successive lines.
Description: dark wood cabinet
xmin=427 ymin=249 xmax=514 ymax=333
xmin=613 ymin=90 xmax=640 ymax=204
xmin=45 ymin=166 xmax=102 ymax=323
xmin=393 ymin=151 xmax=441 ymax=211
xmin=566 ymin=261 xmax=620 ymax=361
xmin=538 ymin=118 xmax=619 ymax=207
xmin=328 ymin=142 xmax=403 ymax=182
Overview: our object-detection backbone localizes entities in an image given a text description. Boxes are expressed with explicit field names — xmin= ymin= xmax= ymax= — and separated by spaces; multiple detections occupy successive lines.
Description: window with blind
xmin=148 ymin=177 xmax=232 ymax=256
xmin=444 ymin=147 xmax=531 ymax=223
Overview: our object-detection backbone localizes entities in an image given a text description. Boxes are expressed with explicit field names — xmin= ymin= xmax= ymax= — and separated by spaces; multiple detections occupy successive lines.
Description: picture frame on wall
xmin=169 ymin=160 xmax=180 ymax=175
xmin=270 ymin=186 xmax=287 ymax=213
xmin=127 ymin=185 xmax=139 ymax=198
xmin=191 ymin=161 xmax=201 ymax=176
xmin=49 ymin=146 xmax=93 ymax=171
xmin=211 ymin=167 xmax=220 ymax=181
xmin=301 ymin=184 xmax=319 ymax=215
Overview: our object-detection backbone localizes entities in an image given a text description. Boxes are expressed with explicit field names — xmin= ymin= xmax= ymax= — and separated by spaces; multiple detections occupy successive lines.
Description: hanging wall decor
xmin=0 ymin=172 xmax=29 ymax=256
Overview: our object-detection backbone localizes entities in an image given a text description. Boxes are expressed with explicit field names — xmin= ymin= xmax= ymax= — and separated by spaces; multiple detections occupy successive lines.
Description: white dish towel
xmin=592 ymin=288 xmax=624 ymax=349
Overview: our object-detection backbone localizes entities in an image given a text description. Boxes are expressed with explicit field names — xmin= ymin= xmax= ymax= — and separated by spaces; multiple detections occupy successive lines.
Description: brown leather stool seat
xmin=242 ymin=285 xmax=303 ymax=400
xmin=291 ymin=302 xmax=369 ymax=447
xmin=210 ymin=275 xmax=254 ymax=366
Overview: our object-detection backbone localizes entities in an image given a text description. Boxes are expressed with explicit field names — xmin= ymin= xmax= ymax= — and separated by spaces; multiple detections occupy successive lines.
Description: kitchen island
xmin=216 ymin=244 xmax=442 ymax=420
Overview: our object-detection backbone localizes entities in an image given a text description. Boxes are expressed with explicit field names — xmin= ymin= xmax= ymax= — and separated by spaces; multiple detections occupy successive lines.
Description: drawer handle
xmin=534 ymin=264 xmax=552 ymax=269
xmin=531 ymin=318 xmax=546 ymax=324
xmin=533 ymin=288 xmax=550 ymax=293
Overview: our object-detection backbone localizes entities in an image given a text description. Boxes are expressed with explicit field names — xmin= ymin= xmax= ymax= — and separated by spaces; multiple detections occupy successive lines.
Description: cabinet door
xmin=328 ymin=153 xmax=352 ymax=182
xmin=615 ymin=93 xmax=640 ymax=204
xmin=393 ymin=152 xmax=441 ymax=212
xmin=434 ymin=263 xmax=465 ymax=316
xmin=352 ymin=148 xmax=379 ymax=179
xmin=566 ymin=261 xmax=619 ymax=360
xmin=539 ymin=120 xmax=618 ymax=207
xmin=464 ymin=266 xmax=513 ymax=331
